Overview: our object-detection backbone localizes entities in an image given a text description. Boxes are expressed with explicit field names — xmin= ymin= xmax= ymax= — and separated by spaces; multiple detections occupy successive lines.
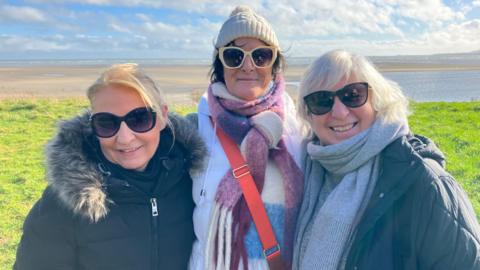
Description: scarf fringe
xmin=206 ymin=204 xmax=220 ymax=270
xmin=206 ymin=204 xmax=235 ymax=270
xmin=226 ymin=207 xmax=233 ymax=269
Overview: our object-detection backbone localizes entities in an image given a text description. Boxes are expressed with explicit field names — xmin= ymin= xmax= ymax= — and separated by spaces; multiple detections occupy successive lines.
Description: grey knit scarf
xmin=293 ymin=118 xmax=409 ymax=270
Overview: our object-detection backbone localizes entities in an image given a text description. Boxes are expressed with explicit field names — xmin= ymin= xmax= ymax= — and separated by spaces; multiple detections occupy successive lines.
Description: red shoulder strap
xmin=213 ymin=121 xmax=284 ymax=265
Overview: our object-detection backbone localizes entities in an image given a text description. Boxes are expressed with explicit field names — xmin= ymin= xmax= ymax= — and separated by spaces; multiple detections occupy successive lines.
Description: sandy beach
xmin=0 ymin=64 xmax=308 ymax=104
xmin=1 ymin=63 xmax=479 ymax=104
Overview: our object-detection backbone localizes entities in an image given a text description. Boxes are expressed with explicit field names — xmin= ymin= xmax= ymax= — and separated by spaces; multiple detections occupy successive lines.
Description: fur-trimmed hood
xmin=45 ymin=112 xmax=206 ymax=222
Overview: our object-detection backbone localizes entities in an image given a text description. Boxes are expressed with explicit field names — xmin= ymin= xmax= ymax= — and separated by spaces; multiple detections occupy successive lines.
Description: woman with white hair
xmin=293 ymin=50 xmax=480 ymax=270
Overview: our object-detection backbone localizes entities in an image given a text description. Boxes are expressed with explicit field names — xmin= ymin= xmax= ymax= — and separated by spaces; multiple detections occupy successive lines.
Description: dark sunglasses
xmin=219 ymin=46 xmax=278 ymax=69
xmin=90 ymin=107 xmax=157 ymax=138
xmin=303 ymin=82 xmax=369 ymax=115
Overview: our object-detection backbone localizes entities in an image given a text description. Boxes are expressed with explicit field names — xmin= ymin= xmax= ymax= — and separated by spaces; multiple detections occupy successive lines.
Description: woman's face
xmin=223 ymin=37 xmax=274 ymax=101
xmin=310 ymin=78 xmax=376 ymax=145
xmin=92 ymin=84 xmax=167 ymax=171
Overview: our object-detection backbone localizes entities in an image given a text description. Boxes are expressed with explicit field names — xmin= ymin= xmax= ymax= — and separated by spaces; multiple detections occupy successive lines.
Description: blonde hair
xmin=87 ymin=63 xmax=171 ymax=129
xmin=298 ymin=50 xmax=409 ymax=127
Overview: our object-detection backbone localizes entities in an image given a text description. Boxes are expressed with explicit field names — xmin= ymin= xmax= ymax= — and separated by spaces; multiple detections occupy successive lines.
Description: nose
xmin=241 ymin=54 xmax=255 ymax=72
xmin=115 ymin=121 xmax=136 ymax=144
xmin=330 ymin=96 xmax=350 ymax=119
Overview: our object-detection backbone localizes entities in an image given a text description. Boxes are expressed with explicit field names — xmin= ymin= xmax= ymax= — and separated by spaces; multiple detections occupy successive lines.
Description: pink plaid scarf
xmin=206 ymin=75 xmax=303 ymax=269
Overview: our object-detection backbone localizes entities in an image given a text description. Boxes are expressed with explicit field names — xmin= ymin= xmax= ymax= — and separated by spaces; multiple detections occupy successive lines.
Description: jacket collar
xmin=45 ymin=112 xmax=206 ymax=222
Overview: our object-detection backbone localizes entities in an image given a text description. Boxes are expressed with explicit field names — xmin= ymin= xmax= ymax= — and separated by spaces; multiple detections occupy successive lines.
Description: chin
xmin=119 ymin=162 xmax=147 ymax=171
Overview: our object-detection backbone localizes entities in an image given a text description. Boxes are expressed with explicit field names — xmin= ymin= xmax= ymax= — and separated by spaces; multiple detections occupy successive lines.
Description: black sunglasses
xmin=303 ymin=82 xmax=369 ymax=115
xmin=90 ymin=107 xmax=157 ymax=138
xmin=219 ymin=46 xmax=278 ymax=69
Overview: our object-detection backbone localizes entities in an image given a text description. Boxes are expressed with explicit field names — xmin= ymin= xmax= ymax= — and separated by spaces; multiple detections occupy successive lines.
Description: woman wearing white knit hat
xmin=189 ymin=5 xmax=304 ymax=270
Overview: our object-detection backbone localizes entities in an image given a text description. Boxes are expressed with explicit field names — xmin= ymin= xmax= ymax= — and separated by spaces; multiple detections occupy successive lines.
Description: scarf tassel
xmin=206 ymin=204 xmax=235 ymax=270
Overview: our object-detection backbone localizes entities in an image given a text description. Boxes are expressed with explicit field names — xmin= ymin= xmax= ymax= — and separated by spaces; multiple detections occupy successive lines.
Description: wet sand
xmin=1 ymin=63 xmax=479 ymax=104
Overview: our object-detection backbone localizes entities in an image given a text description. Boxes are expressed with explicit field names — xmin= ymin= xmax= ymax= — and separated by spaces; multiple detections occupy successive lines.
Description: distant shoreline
xmin=374 ymin=63 xmax=480 ymax=72
xmin=1 ymin=63 xmax=479 ymax=101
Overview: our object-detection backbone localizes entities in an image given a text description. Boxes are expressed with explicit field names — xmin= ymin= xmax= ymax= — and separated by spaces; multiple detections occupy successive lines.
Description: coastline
xmin=1 ymin=63 xmax=479 ymax=102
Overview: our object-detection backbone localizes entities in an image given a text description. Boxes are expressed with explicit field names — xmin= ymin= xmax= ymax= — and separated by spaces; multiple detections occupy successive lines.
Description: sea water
xmin=384 ymin=70 xmax=480 ymax=102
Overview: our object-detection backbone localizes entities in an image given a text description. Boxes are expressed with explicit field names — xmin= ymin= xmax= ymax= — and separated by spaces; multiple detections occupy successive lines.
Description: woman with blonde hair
xmin=15 ymin=63 xmax=205 ymax=270
xmin=293 ymin=50 xmax=480 ymax=269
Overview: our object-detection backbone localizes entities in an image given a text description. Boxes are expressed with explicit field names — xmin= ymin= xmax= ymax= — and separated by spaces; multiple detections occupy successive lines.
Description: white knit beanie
xmin=214 ymin=5 xmax=280 ymax=49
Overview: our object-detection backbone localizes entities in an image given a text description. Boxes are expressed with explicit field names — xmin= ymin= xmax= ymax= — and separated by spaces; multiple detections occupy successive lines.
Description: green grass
xmin=0 ymin=98 xmax=89 ymax=269
xmin=0 ymin=98 xmax=479 ymax=269
xmin=409 ymin=102 xmax=480 ymax=212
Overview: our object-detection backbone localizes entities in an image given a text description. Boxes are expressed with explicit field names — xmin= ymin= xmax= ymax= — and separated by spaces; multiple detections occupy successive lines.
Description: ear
xmin=156 ymin=105 xmax=169 ymax=130
xmin=160 ymin=104 xmax=168 ymax=119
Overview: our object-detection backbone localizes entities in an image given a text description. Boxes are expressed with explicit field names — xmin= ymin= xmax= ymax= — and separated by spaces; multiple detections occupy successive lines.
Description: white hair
xmin=297 ymin=50 xmax=409 ymax=129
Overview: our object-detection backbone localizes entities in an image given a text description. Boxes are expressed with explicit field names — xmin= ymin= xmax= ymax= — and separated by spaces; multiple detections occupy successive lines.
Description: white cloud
xmin=423 ymin=19 xmax=480 ymax=52
xmin=129 ymin=16 xmax=219 ymax=54
xmin=0 ymin=34 xmax=70 ymax=51
xmin=0 ymin=5 xmax=48 ymax=23
xmin=3 ymin=0 xmax=478 ymax=58
xmin=473 ymin=0 xmax=480 ymax=7
xmin=135 ymin=13 xmax=151 ymax=21
xmin=257 ymin=0 xmax=405 ymax=46
xmin=288 ymin=19 xmax=480 ymax=56
xmin=388 ymin=0 xmax=464 ymax=23
xmin=109 ymin=23 xmax=132 ymax=33
xmin=25 ymin=0 xmax=254 ymax=15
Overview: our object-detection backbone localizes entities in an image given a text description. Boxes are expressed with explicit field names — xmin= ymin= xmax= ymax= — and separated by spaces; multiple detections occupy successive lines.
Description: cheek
xmin=98 ymin=138 xmax=116 ymax=160
xmin=99 ymin=137 xmax=113 ymax=149
xmin=358 ymin=102 xmax=377 ymax=127
xmin=224 ymin=69 xmax=235 ymax=86
xmin=144 ymin=122 xmax=163 ymax=147
xmin=310 ymin=116 xmax=328 ymax=135
xmin=259 ymin=69 xmax=272 ymax=82
xmin=144 ymin=135 xmax=159 ymax=154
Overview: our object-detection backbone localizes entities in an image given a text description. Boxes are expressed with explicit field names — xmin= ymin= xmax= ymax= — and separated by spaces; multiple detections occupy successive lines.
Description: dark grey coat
xmin=294 ymin=134 xmax=480 ymax=270
xmin=14 ymin=113 xmax=206 ymax=270
xmin=346 ymin=135 xmax=480 ymax=269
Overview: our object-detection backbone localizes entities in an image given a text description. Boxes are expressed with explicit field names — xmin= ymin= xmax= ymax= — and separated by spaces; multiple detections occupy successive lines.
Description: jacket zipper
xmin=151 ymin=198 xmax=159 ymax=216
xmin=151 ymin=198 xmax=159 ymax=270
xmin=100 ymin=165 xmax=163 ymax=269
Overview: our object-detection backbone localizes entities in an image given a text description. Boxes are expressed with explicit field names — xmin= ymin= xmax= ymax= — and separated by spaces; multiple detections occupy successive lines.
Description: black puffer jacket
xmin=345 ymin=135 xmax=480 ymax=269
xmin=14 ymin=113 xmax=206 ymax=270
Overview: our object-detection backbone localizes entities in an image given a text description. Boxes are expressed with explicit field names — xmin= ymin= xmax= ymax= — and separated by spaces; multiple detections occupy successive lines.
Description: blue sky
xmin=1 ymin=0 xmax=479 ymax=59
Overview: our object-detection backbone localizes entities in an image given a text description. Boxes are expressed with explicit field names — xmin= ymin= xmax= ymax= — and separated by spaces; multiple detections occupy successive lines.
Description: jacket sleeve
xmin=414 ymin=160 xmax=480 ymax=269
xmin=14 ymin=188 xmax=77 ymax=270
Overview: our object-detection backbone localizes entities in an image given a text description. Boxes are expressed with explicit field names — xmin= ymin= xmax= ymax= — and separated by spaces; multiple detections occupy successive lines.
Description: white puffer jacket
xmin=189 ymin=91 xmax=304 ymax=270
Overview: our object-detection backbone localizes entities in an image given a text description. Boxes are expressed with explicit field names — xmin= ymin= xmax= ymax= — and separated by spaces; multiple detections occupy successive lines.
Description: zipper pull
xmin=150 ymin=198 xmax=158 ymax=217
xmin=97 ymin=163 xmax=111 ymax=177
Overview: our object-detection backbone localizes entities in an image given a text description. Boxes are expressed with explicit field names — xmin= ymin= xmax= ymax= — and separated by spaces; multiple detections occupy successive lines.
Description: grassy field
xmin=1 ymin=98 xmax=479 ymax=269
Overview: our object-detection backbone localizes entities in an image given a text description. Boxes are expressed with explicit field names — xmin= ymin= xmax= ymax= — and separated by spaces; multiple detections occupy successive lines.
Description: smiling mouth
xmin=119 ymin=146 xmax=141 ymax=153
xmin=330 ymin=123 xmax=357 ymax=132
